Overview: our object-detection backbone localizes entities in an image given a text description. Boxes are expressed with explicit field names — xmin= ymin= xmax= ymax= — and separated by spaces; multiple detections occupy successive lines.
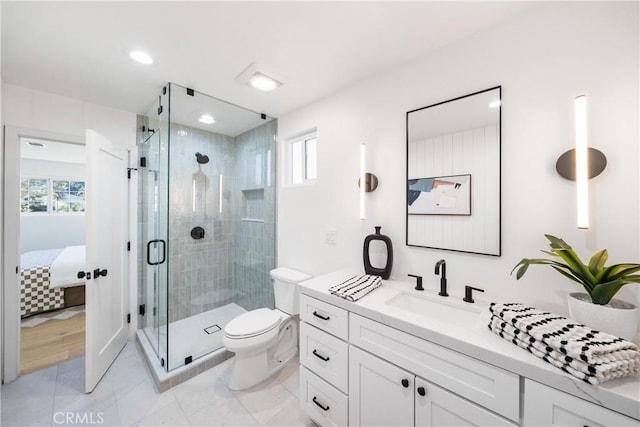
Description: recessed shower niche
xmin=136 ymin=83 xmax=276 ymax=386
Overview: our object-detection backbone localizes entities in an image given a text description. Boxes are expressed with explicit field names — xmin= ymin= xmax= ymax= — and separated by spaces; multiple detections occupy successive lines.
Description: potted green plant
xmin=512 ymin=234 xmax=640 ymax=340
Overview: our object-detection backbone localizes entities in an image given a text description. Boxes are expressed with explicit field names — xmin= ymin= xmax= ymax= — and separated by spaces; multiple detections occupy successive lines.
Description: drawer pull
xmin=417 ymin=386 xmax=426 ymax=396
xmin=313 ymin=311 xmax=330 ymax=321
xmin=312 ymin=349 xmax=330 ymax=362
xmin=401 ymin=378 xmax=409 ymax=388
xmin=312 ymin=396 xmax=330 ymax=412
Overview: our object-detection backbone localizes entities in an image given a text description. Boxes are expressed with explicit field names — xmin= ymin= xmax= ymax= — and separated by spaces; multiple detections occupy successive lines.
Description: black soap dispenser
xmin=363 ymin=226 xmax=393 ymax=280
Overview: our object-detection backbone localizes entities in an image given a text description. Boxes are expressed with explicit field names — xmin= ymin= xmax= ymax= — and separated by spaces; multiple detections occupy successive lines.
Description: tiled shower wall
xmin=167 ymin=123 xmax=237 ymax=322
xmin=137 ymin=115 xmax=276 ymax=324
xmin=233 ymin=120 xmax=277 ymax=311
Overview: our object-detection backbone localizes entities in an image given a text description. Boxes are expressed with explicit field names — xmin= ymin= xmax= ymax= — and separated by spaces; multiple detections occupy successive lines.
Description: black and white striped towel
xmin=490 ymin=303 xmax=639 ymax=364
xmin=488 ymin=302 xmax=640 ymax=384
xmin=329 ymin=274 xmax=382 ymax=302
xmin=488 ymin=315 xmax=639 ymax=384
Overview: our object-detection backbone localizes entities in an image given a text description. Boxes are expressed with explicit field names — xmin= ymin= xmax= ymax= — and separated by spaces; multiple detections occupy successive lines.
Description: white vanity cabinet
xmin=300 ymin=293 xmax=521 ymax=426
xmin=349 ymin=341 xmax=516 ymax=427
xmin=299 ymin=295 xmax=350 ymax=427
xmin=523 ymin=379 xmax=638 ymax=427
xmin=349 ymin=313 xmax=520 ymax=423
xmin=349 ymin=346 xmax=414 ymax=427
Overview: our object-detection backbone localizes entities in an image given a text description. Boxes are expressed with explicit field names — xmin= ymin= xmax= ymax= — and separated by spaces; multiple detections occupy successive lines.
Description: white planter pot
xmin=567 ymin=292 xmax=639 ymax=341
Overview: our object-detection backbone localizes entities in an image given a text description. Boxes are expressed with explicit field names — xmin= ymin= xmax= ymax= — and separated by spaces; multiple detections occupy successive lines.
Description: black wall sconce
xmin=555 ymin=147 xmax=607 ymax=181
xmin=555 ymin=95 xmax=607 ymax=229
xmin=358 ymin=143 xmax=378 ymax=220
xmin=358 ymin=173 xmax=379 ymax=192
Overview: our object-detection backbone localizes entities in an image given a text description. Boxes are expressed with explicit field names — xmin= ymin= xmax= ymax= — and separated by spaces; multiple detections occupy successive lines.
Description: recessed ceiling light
xmin=198 ymin=114 xmax=216 ymax=124
xmin=129 ymin=50 xmax=153 ymax=65
xmin=249 ymin=72 xmax=283 ymax=92
xmin=488 ymin=100 xmax=501 ymax=108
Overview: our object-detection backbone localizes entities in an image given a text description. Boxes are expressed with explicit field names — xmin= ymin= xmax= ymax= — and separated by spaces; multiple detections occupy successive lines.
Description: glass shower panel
xmin=165 ymin=83 xmax=276 ymax=370
xmin=138 ymin=89 xmax=170 ymax=369
xmin=137 ymin=82 xmax=277 ymax=374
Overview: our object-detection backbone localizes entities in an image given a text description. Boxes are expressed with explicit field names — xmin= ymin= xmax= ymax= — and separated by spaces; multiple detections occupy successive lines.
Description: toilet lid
xmin=225 ymin=308 xmax=282 ymax=338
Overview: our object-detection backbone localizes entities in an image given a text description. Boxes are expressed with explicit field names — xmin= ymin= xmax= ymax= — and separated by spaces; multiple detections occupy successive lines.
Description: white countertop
xmin=299 ymin=269 xmax=640 ymax=420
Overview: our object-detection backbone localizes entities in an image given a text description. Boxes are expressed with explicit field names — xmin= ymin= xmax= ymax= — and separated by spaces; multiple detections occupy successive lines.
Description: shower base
xmin=137 ymin=302 xmax=246 ymax=391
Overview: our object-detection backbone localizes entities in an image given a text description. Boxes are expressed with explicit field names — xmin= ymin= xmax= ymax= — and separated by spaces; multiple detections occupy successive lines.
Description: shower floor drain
xmin=204 ymin=324 xmax=221 ymax=335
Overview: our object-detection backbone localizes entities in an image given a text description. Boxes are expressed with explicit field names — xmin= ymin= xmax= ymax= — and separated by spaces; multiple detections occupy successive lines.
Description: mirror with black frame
xmin=406 ymin=86 xmax=501 ymax=256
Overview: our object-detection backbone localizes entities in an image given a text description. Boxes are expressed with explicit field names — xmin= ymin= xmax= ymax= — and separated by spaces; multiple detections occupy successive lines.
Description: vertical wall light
xmin=575 ymin=95 xmax=589 ymax=229
xmin=555 ymin=94 xmax=607 ymax=230
xmin=357 ymin=143 xmax=379 ymax=220
xmin=360 ymin=143 xmax=366 ymax=220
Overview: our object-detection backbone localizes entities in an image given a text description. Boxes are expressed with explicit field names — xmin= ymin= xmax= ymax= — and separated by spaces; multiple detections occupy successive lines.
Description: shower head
xmin=195 ymin=152 xmax=209 ymax=164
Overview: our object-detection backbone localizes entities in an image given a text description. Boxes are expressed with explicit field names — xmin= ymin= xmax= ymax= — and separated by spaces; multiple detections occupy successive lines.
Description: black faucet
xmin=435 ymin=259 xmax=448 ymax=297
xmin=408 ymin=274 xmax=423 ymax=291
xmin=463 ymin=285 xmax=485 ymax=303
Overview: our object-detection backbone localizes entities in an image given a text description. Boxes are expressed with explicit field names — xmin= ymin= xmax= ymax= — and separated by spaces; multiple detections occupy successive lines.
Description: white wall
xmin=278 ymin=2 xmax=640 ymax=315
xmin=2 ymin=84 xmax=136 ymax=148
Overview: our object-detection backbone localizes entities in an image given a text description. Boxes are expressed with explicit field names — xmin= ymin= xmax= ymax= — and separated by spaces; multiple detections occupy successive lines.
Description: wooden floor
xmin=20 ymin=313 xmax=85 ymax=375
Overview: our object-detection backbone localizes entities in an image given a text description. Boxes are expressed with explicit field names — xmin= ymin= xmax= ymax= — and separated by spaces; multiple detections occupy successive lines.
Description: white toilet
xmin=223 ymin=267 xmax=312 ymax=390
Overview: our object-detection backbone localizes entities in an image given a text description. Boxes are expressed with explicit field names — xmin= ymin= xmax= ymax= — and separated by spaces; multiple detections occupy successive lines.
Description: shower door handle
xmin=147 ymin=239 xmax=166 ymax=265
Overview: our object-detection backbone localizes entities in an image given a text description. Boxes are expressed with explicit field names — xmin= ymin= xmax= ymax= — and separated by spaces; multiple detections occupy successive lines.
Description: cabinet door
xmin=524 ymin=379 xmax=638 ymax=427
xmin=415 ymin=377 xmax=516 ymax=427
xmin=349 ymin=346 xmax=414 ymax=427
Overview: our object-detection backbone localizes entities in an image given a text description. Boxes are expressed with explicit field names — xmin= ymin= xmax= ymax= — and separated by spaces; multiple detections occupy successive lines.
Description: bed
xmin=20 ymin=245 xmax=86 ymax=318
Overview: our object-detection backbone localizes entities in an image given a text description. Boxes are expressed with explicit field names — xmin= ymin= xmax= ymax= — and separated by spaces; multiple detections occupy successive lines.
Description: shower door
xmin=139 ymin=119 xmax=170 ymax=368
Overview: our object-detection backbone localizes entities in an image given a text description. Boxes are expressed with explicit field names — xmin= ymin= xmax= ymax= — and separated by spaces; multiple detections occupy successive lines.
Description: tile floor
xmin=1 ymin=341 xmax=316 ymax=427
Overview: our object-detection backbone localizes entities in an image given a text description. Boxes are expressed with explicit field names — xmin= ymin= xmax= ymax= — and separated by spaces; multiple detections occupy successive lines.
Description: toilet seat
xmin=224 ymin=308 xmax=283 ymax=339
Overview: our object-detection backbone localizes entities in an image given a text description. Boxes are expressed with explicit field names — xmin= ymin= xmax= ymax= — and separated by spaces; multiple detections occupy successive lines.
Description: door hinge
xmin=127 ymin=241 xmax=131 ymax=251
xmin=186 ymin=87 xmax=194 ymax=96
xmin=157 ymin=105 xmax=163 ymax=115
xmin=139 ymin=304 xmax=146 ymax=316
xmin=127 ymin=168 xmax=137 ymax=179
xmin=140 ymin=157 xmax=147 ymax=168
xmin=185 ymin=355 xmax=193 ymax=365
xmin=127 ymin=313 xmax=131 ymax=324
xmin=153 ymin=306 xmax=157 ymax=316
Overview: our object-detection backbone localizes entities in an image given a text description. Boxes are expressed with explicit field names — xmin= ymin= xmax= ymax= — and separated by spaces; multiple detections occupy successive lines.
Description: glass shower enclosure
xmin=137 ymin=83 xmax=276 ymax=371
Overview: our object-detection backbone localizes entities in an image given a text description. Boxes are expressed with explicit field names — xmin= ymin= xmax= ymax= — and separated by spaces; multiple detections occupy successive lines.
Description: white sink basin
xmin=384 ymin=292 xmax=482 ymax=327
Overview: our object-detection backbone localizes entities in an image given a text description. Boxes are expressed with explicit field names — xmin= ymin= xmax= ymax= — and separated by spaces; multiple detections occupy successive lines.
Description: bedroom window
xmin=21 ymin=178 xmax=86 ymax=213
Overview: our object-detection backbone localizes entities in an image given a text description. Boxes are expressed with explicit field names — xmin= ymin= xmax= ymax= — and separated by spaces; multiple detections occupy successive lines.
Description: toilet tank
xmin=270 ymin=267 xmax=312 ymax=315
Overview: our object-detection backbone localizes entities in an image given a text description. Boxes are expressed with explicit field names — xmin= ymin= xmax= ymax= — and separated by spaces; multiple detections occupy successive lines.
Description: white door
xmin=85 ymin=129 xmax=128 ymax=393
xmin=415 ymin=376 xmax=516 ymax=427
xmin=349 ymin=346 xmax=414 ymax=427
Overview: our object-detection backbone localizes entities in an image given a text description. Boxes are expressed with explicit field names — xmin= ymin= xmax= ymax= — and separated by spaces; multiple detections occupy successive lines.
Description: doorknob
xmin=93 ymin=268 xmax=108 ymax=278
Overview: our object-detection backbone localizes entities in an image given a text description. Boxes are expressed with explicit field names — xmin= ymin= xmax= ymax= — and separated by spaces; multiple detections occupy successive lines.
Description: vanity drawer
xmin=350 ymin=313 xmax=520 ymax=422
xmin=300 ymin=322 xmax=349 ymax=393
xmin=300 ymin=366 xmax=348 ymax=427
xmin=300 ymin=294 xmax=349 ymax=341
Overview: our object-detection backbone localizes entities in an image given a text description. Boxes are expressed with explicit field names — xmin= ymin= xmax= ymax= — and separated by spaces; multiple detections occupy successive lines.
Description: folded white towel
xmin=490 ymin=303 xmax=639 ymax=365
xmin=329 ymin=274 xmax=382 ymax=302
xmin=488 ymin=315 xmax=640 ymax=384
